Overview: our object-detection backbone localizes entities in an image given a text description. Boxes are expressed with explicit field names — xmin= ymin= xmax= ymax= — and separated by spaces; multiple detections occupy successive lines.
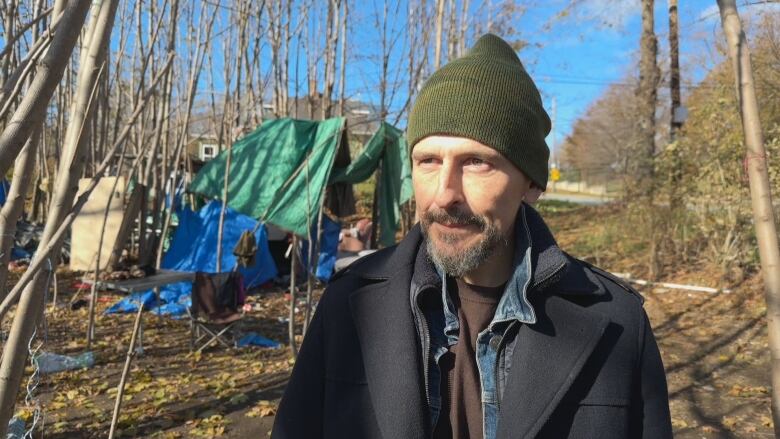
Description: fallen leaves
xmin=188 ymin=414 xmax=229 ymax=437
xmin=727 ymin=384 xmax=769 ymax=398
xmin=722 ymin=416 xmax=739 ymax=430
xmin=246 ymin=400 xmax=277 ymax=418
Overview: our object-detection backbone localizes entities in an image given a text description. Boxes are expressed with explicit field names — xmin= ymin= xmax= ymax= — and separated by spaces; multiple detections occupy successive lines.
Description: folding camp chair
xmin=188 ymin=272 xmax=245 ymax=353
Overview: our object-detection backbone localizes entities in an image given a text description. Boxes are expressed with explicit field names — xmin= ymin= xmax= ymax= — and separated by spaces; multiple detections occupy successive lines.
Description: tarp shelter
xmin=189 ymin=118 xmax=413 ymax=281
xmin=106 ymin=200 xmax=277 ymax=316
xmin=189 ymin=117 xmax=353 ymax=238
xmin=329 ymin=122 xmax=413 ymax=247
xmin=161 ymin=200 xmax=277 ymax=286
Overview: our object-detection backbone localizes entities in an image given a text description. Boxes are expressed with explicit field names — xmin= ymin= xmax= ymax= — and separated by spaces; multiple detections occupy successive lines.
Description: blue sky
xmin=344 ymin=0 xmax=780 ymax=158
xmin=511 ymin=0 xmax=779 ymax=158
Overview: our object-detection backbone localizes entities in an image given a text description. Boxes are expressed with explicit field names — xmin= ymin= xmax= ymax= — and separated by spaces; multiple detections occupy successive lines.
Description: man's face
xmin=411 ymin=136 xmax=536 ymax=276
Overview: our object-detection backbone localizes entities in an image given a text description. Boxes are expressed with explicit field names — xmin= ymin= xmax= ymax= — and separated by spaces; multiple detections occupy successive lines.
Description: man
xmin=272 ymin=34 xmax=672 ymax=439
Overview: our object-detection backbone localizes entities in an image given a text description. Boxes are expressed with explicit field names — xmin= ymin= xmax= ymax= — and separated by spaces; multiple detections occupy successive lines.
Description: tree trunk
xmin=638 ymin=0 xmax=659 ymax=279
xmin=215 ymin=142 xmax=233 ymax=273
xmin=288 ymin=236 xmax=298 ymax=356
xmin=458 ymin=0 xmax=470 ymax=57
xmin=717 ymin=1 xmax=780 ymax=434
xmin=337 ymin=0 xmax=347 ymax=116
xmin=638 ymin=0 xmax=658 ymax=187
xmin=668 ymin=0 xmax=682 ymax=210
xmin=0 ymin=129 xmax=39 ymax=299
xmin=0 ymin=0 xmax=92 ymax=177
xmin=434 ymin=0 xmax=445 ymax=69
xmin=0 ymin=0 xmax=119 ymax=432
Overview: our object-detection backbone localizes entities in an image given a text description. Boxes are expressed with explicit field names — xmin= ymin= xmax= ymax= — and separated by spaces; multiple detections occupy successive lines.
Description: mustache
xmin=421 ymin=208 xmax=487 ymax=229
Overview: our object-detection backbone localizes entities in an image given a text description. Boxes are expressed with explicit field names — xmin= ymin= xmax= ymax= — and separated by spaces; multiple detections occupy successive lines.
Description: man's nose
xmin=433 ymin=162 xmax=464 ymax=209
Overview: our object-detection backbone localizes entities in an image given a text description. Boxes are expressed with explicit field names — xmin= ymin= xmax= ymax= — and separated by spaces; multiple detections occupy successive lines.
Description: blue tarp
xmin=106 ymin=201 xmax=278 ymax=317
xmin=105 ymin=291 xmax=156 ymax=314
xmin=10 ymin=247 xmax=29 ymax=261
xmin=300 ymin=215 xmax=341 ymax=282
xmin=237 ymin=332 xmax=282 ymax=348
xmin=161 ymin=200 xmax=278 ymax=286
xmin=0 ymin=179 xmax=9 ymax=207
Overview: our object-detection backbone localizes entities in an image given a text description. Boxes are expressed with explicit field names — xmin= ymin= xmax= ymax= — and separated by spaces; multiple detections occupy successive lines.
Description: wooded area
xmin=1 ymin=0 xmax=780 ymax=437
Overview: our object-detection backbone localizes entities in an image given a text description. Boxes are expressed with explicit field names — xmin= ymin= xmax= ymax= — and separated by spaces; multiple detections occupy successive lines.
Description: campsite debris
xmin=108 ymin=304 xmax=145 ymax=439
xmin=233 ymin=231 xmax=258 ymax=268
xmin=34 ymin=351 xmax=94 ymax=374
xmin=70 ymin=299 xmax=89 ymax=310
xmin=5 ymin=417 xmax=24 ymax=439
xmin=236 ymin=333 xmax=281 ymax=349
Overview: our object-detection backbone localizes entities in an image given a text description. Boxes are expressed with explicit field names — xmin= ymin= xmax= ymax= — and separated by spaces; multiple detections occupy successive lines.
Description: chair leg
xmin=189 ymin=318 xmax=195 ymax=352
xmin=194 ymin=324 xmax=234 ymax=353
xmin=232 ymin=319 xmax=243 ymax=348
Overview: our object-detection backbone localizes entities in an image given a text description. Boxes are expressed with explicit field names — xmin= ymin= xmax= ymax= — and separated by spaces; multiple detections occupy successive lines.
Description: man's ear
xmin=523 ymin=186 xmax=543 ymax=204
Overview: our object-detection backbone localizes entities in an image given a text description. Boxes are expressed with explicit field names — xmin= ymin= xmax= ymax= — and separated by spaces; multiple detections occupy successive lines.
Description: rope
xmin=22 ymin=257 xmax=53 ymax=438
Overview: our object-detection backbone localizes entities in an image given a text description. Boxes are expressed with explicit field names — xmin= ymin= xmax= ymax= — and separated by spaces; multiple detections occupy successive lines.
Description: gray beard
xmin=424 ymin=223 xmax=507 ymax=278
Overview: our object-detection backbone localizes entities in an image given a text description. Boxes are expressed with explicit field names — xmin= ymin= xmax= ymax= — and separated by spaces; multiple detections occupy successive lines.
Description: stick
xmin=288 ymin=236 xmax=298 ymax=356
xmin=107 ymin=304 xmax=144 ymax=439
xmin=611 ymin=272 xmax=732 ymax=294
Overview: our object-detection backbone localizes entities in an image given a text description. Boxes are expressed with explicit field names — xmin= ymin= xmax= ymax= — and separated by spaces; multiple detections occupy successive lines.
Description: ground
xmin=5 ymin=201 xmax=774 ymax=438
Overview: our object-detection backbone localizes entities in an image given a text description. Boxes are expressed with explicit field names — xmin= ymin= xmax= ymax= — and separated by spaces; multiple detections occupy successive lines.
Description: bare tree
xmin=717 ymin=0 xmax=780 ymax=433
xmin=0 ymin=0 xmax=120 ymax=431
xmin=0 ymin=0 xmax=93 ymax=177
xmin=638 ymin=0 xmax=660 ymax=278
xmin=668 ymin=0 xmax=682 ymax=209
xmin=0 ymin=129 xmax=39 ymax=299
xmin=434 ymin=0 xmax=445 ymax=69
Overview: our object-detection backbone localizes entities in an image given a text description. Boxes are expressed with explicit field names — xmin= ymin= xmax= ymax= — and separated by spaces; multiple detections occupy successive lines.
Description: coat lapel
xmin=497 ymin=295 xmax=609 ymax=439
xmin=348 ymin=230 xmax=428 ymax=439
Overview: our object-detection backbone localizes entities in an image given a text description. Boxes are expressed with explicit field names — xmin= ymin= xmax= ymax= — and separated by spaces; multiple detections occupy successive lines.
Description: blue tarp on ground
xmin=106 ymin=201 xmax=278 ymax=317
xmin=237 ymin=332 xmax=282 ymax=348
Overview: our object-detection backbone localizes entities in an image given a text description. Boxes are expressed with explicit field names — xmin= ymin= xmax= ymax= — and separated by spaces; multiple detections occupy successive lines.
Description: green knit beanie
xmin=407 ymin=33 xmax=551 ymax=188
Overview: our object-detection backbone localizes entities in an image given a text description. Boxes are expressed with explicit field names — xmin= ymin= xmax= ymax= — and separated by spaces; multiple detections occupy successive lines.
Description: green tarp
xmin=190 ymin=118 xmax=412 ymax=247
xmin=189 ymin=118 xmax=345 ymax=238
xmin=330 ymin=122 xmax=413 ymax=247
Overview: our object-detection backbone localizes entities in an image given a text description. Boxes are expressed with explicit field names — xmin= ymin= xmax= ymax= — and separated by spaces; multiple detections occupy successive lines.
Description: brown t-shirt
xmin=434 ymin=279 xmax=504 ymax=439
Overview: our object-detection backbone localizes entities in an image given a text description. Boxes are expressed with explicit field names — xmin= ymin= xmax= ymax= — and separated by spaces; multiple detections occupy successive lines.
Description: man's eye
xmin=466 ymin=158 xmax=487 ymax=167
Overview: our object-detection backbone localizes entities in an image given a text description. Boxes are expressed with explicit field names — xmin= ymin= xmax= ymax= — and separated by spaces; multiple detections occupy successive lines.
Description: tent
xmin=188 ymin=118 xmax=413 ymax=281
xmin=189 ymin=117 xmax=355 ymax=282
xmin=329 ymin=122 xmax=413 ymax=247
xmin=190 ymin=117 xmax=351 ymax=237
xmin=190 ymin=118 xmax=412 ymax=246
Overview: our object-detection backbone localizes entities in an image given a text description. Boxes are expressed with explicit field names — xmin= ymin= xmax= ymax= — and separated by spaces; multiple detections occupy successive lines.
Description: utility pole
xmin=668 ymin=0 xmax=683 ymax=209
xmin=551 ymin=95 xmax=557 ymax=167
xmin=668 ymin=0 xmax=681 ymax=139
